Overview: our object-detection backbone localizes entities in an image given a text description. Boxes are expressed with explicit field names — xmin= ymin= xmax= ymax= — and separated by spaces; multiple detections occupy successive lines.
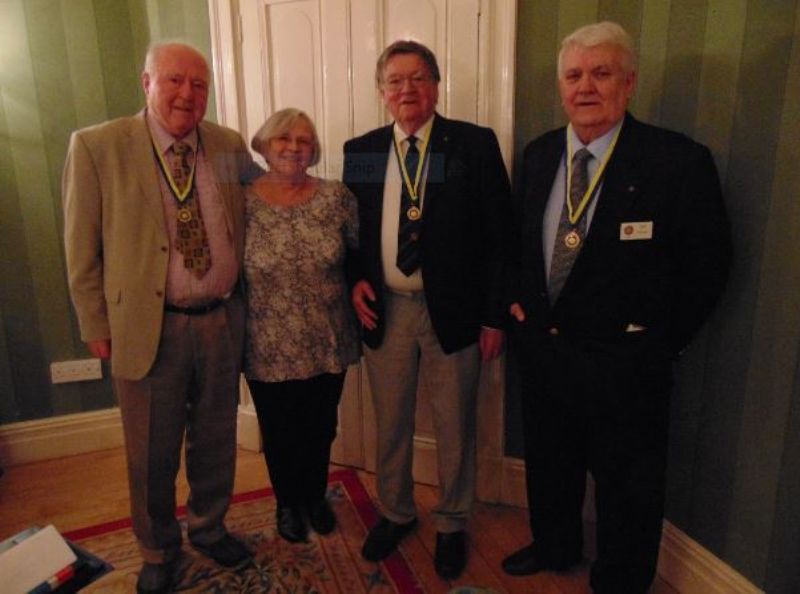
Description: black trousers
xmin=247 ymin=372 xmax=346 ymax=508
xmin=517 ymin=330 xmax=672 ymax=594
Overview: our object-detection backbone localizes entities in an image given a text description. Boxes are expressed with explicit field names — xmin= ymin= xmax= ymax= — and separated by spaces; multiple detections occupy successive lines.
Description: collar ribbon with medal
xmin=149 ymin=124 xmax=199 ymax=224
xmin=393 ymin=124 xmax=432 ymax=222
xmin=563 ymin=123 xmax=622 ymax=249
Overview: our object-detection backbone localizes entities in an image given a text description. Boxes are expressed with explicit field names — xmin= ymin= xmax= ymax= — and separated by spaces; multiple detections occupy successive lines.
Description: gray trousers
xmin=364 ymin=290 xmax=479 ymax=533
xmin=115 ymin=295 xmax=244 ymax=563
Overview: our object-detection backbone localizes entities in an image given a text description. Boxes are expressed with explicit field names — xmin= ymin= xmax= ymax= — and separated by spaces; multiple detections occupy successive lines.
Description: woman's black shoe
xmin=276 ymin=506 xmax=308 ymax=543
xmin=308 ymin=499 xmax=337 ymax=535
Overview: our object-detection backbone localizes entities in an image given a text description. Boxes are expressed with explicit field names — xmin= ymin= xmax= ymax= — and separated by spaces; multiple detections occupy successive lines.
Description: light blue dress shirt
xmin=543 ymin=121 xmax=624 ymax=283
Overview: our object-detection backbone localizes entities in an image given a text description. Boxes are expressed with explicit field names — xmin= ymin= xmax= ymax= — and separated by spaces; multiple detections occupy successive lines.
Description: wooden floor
xmin=0 ymin=448 xmax=677 ymax=594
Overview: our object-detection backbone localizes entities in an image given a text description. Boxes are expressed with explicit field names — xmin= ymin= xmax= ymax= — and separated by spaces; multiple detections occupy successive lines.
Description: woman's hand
xmin=509 ymin=302 xmax=526 ymax=323
xmin=352 ymin=280 xmax=378 ymax=330
xmin=479 ymin=327 xmax=505 ymax=362
xmin=87 ymin=339 xmax=111 ymax=359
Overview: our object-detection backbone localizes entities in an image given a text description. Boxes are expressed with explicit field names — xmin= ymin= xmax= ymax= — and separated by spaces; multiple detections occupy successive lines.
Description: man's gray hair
xmin=558 ymin=21 xmax=636 ymax=76
xmin=143 ymin=41 xmax=208 ymax=75
xmin=375 ymin=39 xmax=441 ymax=88
xmin=251 ymin=107 xmax=322 ymax=167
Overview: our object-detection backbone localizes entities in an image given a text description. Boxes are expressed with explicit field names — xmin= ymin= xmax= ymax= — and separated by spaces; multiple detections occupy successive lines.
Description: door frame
xmin=208 ymin=0 xmax=519 ymax=505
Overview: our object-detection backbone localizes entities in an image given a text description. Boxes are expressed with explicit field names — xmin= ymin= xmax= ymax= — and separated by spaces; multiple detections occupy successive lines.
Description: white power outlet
xmin=50 ymin=358 xmax=103 ymax=384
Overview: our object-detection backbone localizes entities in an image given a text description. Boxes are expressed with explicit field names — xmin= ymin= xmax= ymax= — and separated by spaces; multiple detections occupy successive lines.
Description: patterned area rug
xmin=63 ymin=469 xmax=423 ymax=593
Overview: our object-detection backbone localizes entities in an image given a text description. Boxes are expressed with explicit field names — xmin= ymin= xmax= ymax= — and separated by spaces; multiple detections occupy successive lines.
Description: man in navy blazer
xmin=343 ymin=40 xmax=511 ymax=580
xmin=502 ymin=22 xmax=731 ymax=594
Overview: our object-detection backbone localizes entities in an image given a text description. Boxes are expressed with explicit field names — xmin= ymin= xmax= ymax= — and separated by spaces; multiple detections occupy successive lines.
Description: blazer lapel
xmin=573 ymin=115 xmax=643 ymax=270
xmin=131 ymin=113 xmax=166 ymax=230
xmin=198 ymin=121 xmax=234 ymax=238
xmin=361 ymin=124 xmax=394 ymax=228
xmin=527 ymin=132 xmax=565 ymax=286
xmin=421 ymin=114 xmax=448 ymax=220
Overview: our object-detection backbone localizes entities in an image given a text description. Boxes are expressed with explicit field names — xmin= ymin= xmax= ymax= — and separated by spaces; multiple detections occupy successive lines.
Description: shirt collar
xmin=567 ymin=119 xmax=623 ymax=161
xmin=393 ymin=114 xmax=435 ymax=146
xmin=146 ymin=109 xmax=199 ymax=155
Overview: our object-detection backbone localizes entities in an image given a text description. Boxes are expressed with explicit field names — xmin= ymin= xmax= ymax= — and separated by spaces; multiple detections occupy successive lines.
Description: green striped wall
xmin=511 ymin=1 xmax=800 ymax=591
xmin=0 ymin=0 xmax=215 ymax=423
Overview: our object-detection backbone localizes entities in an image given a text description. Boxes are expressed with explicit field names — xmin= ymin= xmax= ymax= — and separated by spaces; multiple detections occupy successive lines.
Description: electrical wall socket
xmin=50 ymin=358 xmax=103 ymax=384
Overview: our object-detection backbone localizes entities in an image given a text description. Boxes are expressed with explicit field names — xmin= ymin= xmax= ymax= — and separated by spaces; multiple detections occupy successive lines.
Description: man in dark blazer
xmin=343 ymin=40 xmax=511 ymax=580
xmin=502 ymin=22 xmax=731 ymax=594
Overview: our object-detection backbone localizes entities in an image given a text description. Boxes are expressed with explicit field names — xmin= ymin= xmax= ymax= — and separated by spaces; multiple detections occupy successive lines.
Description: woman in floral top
xmin=243 ymin=108 xmax=360 ymax=543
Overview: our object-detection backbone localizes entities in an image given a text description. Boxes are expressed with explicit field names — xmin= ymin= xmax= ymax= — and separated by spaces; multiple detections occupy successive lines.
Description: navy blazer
xmin=343 ymin=114 xmax=512 ymax=353
xmin=511 ymin=113 xmax=731 ymax=355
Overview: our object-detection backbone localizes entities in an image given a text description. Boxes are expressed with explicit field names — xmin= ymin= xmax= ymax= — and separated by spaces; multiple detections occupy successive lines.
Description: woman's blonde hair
xmin=251 ymin=108 xmax=321 ymax=167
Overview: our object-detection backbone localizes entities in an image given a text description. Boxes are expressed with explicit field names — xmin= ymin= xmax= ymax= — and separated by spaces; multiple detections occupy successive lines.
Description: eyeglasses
xmin=382 ymin=74 xmax=433 ymax=92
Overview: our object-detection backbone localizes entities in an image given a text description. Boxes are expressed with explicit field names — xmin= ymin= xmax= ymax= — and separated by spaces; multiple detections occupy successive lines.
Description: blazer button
xmin=548 ymin=327 xmax=559 ymax=336
xmin=156 ymin=290 xmax=163 ymax=298
xmin=161 ymin=245 xmax=168 ymax=252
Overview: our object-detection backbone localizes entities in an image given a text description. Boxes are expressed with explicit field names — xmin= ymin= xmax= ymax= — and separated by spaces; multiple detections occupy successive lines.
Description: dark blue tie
xmin=396 ymin=136 xmax=421 ymax=275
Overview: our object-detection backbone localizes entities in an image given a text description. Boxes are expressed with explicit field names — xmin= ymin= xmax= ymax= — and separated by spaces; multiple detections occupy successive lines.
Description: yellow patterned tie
xmin=170 ymin=142 xmax=211 ymax=278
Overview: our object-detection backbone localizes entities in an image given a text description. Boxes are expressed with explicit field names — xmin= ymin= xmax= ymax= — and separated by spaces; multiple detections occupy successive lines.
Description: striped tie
xmin=396 ymin=136 xmax=422 ymax=276
xmin=548 ymin=148 xmax=592 ymax=303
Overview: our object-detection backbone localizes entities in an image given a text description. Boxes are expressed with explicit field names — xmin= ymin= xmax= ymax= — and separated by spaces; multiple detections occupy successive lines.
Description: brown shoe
xmin=501 ymin=543 xmax=580 ymax=576
xmin=361 ymin=516 xmax=418 ymax=562
xmin=435 ymin=530 xmax=467 ymax=580
xmin=307 ymin=499 xmax=337 ymax=535
xmin=136 ymin=560 xmax=175 ymax=594
xmin=192 ymin=534 xmax=252 ymax=569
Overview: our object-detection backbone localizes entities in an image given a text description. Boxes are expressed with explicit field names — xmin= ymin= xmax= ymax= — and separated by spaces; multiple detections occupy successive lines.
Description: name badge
xmin=620 ymin=221 xmax=653 ymax=241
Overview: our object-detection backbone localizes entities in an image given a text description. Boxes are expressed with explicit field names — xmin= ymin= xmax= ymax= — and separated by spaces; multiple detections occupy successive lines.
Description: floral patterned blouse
xmin=243 ymin=178 xmax=360 ymax=382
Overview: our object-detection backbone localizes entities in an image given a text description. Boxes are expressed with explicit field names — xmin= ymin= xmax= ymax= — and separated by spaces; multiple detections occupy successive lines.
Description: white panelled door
xmin=209 ymin=0 xmax=517 ymax=503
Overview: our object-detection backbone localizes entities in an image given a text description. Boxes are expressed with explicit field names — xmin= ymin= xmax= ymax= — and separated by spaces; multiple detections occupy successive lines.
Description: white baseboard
xmin=236 ymin=405 xmax=262 ymax=453
xmin=0 ymin=406 xmax=267 ymax=466
xmin=499 ymin=457 xmax=763 ymax=594
xmin=659 ymin=522 xmax=764 ymax=594
xmin=0 ymin=414 xmax=764 ymax=594
xmin=0 ymin=409 xmax=125 ymax=465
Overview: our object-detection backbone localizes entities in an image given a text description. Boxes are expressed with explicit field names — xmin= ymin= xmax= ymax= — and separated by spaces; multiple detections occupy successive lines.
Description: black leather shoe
xmin=434 ymin=530 xmax=467 ymax=580
xmin=501 ymin=543 xmax=580 ymax=576
xmin=361 ymin=516 xmax=418 ymax=562
xmin=192 ymin=533 xmax=252 ymax=569
xmin=136 ymin=560 xmax=175 ymax=594
xmin=307 ymin=499 xmax=337 ymax=535
xmin=277 ymin=506 xmax=309 ymax=543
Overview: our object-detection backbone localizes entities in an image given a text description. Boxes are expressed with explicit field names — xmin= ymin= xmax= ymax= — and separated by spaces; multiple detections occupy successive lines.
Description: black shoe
xmin=136 ymin=560 xmax=176 ymax=594
xmin=192 ymin=534 xmax=252 ymax=569
xmin=277 ymin=506 xmax=309 ymax=543
xmin=361 ymin=516 xmax=418 ymax=562
xmin=501 ymin=543 xmax=580 ymax=576
xmin=434 ymin=530 xmax=467 ymax=580
xmin=307 ymin=499 xmax=337 ymax=535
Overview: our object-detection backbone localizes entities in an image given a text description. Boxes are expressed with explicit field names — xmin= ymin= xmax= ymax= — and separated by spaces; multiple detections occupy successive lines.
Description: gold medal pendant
xmin=564 ymin=229 xmax=581 ymax=249
xmin=177 ymin=207 xmax=193 ymax=223
xmin=407 ymin=206 xmax=421 ymax=221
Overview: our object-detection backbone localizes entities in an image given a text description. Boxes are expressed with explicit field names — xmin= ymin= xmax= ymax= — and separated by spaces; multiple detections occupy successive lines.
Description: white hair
xmin=558 ymin=21 xmax=637 ymax=76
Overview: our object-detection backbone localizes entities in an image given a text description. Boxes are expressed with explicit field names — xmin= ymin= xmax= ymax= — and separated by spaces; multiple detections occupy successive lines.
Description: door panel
xmin=212 ymin=0 xmax=517 ymax=503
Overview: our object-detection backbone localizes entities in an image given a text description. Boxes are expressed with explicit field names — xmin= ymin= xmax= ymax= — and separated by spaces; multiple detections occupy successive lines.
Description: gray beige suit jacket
xmin=63 ymin=111 xmax=253 ymax=380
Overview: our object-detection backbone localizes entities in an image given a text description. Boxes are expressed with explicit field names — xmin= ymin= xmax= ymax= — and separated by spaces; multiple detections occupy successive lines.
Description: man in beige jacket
xmin=63 ymin=42 xmax=256 ymax=594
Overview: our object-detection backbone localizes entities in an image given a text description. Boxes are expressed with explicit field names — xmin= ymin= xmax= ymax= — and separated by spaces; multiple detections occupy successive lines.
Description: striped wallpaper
xmin=0 ymin=1 xmax=798 ymax=591
xmin=511 ymin=1 xmax=800 ymax=592
xmin=0 ymin=0 xmax=214 ymax=421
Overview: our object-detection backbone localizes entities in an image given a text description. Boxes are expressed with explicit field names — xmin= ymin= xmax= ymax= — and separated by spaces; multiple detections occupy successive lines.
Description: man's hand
xmin=509 ymin=302 xmax=526 ymax=323
xmin=87 ymin=339 xmax=111 ymax=360
xmin=352 ymin=280 xmax=378 ymax=330
xmin=479 ymin=327 xmax=505 ymax=362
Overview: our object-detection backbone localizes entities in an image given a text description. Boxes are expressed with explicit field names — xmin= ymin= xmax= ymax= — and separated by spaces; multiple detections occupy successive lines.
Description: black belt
xmin=164 ymin=299 xmax=225 ymax=315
